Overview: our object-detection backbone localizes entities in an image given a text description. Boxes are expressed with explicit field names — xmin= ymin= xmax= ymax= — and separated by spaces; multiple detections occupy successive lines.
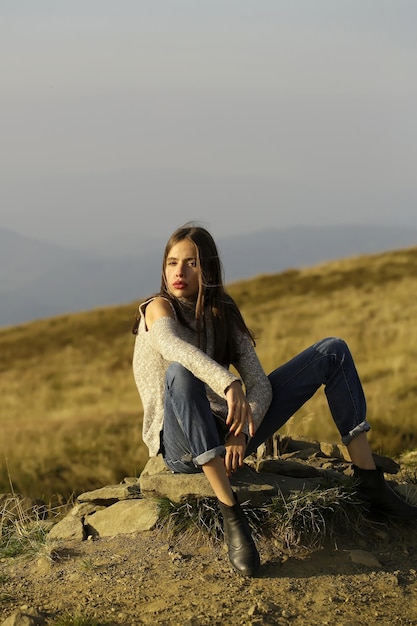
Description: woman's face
xmin=165 ymin=239 xmax=200 ymax=301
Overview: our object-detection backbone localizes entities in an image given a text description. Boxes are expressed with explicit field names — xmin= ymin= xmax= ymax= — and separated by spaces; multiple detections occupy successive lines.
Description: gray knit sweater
xmin=132 ymin=297 xmax=273 ymax=457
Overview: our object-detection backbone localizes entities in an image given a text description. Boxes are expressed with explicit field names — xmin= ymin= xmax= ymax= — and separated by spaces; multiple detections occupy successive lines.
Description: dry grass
xmin=157 ymin=482 xmax=373 ymax=556
xmin=0 ymin=494 xmax=54 ymax=559
xmin=1 ymin=246 xmax=417 ymax=502
xmin=234 ymin=247 xmax=417 ymax=454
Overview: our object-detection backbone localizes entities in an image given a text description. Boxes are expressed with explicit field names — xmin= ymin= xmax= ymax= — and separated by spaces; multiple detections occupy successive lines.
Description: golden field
xmin=1 ymin=246 xmax=417 ymax=503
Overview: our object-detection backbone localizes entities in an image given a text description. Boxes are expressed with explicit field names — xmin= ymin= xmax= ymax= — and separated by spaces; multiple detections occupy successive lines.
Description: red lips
xmin=173 ymin=281 xmax=187 ymax=289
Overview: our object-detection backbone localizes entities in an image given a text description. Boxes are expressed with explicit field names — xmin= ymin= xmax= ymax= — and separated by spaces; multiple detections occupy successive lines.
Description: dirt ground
xmin=2 ymin=518 xmax=417 ymax=626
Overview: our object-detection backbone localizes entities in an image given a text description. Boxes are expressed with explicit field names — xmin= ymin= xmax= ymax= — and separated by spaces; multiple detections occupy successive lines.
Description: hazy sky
xmin=2 ymin=1 xmax=417 ymax=252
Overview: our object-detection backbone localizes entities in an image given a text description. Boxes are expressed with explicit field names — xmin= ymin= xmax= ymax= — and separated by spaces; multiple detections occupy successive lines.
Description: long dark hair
xmin=134 ymin=224 xmax=255 ymax=365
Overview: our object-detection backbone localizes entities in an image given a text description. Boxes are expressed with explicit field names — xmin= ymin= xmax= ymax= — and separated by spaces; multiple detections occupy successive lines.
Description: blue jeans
xmin=162 ymin=337 xmax=370 ymax=474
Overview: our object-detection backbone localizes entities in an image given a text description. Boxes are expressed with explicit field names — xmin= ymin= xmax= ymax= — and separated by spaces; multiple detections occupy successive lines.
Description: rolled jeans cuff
xmin=341 ymin=420 xmax=371 ymax=446
xmin=194 ymin=444 xmax=225 ymax=467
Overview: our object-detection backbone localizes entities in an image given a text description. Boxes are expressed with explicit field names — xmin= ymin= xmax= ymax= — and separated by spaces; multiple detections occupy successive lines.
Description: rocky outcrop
xmin=46 ymin=436 xmax=410 ymax=542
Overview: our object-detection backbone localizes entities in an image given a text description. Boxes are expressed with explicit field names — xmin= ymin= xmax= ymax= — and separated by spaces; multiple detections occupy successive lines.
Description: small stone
xmin=36 ymin=556 xmax=51 ymax=576
xmin=349 ymin=549 xmax=382 ymax=569
xmin=121 ymin=476 xmax=139 ymax=485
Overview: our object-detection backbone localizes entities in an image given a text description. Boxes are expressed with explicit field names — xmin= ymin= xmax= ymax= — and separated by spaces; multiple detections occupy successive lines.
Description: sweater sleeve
xmin=148 ymin=316 xmax=239 ymax=397
xmin=232 ymin=331 xmax=273 ymax=430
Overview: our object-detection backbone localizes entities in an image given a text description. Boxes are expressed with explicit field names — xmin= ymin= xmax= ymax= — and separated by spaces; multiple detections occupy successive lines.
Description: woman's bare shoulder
xmin=145 ymin=297 xmax=175 ymax=328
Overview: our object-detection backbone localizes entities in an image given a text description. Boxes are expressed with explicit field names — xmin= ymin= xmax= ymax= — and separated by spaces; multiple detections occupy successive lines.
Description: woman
xmin=132 ymin=224 xmax=417 ymax=577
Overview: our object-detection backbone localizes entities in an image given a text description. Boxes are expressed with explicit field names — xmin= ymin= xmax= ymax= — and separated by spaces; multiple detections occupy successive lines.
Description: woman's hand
xmin=225 ymin=380 xmax=254 ymax=437
xmin=224 ymin=432 xmax=247 ymax=476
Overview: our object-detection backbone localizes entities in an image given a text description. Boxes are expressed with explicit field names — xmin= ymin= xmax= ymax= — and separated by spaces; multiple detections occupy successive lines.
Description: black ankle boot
xmin=218 ymin=497 xmax=260 ymax=576
xmin=353 ymin=465 xmax=417 ymax=519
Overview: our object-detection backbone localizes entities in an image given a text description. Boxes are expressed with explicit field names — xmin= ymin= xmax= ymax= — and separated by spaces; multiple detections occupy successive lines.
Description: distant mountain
xmin=217 ymin=224 xmax=417 ymax=281
xmin=1 ymin=224 xmax=416 ymax=327
xmin=0 ymin=228 xmax=88 ymax=291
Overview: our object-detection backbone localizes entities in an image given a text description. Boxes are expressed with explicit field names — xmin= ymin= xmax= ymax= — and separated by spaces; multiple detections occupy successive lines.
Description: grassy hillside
xmin=1 ymin=246 xmax=417 ymax=502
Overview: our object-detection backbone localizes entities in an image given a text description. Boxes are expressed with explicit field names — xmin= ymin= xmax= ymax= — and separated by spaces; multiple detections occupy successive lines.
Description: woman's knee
xmin=166 ymin=362 xmax=194 ymax=387
xmin=315 ymin=337 xmax=349 ymax=358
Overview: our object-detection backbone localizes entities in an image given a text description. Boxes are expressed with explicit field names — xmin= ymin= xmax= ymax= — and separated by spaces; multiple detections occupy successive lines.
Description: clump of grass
xmin=158 ymin=497 xmax=224 ymax=543
xmin=259 ymin=485 xmax=367 ymax=553
xmin=157 ymin=483 xmax=369 ymax=554
xmin=78 ymin=557 xmax=97 ymax=573
xmin=0 ymin=494 xmax=55 ymax=559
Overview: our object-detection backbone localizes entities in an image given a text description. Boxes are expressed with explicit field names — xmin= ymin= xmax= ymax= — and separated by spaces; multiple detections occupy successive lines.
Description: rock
xmin=48 ymin=513 xmax=86 ymax=541
xmin=35 ymin=556 xmax=52 ymax=576
xmin=139 ymin=457 xmax=277 ymax=505
xmin=257 ymin=458 xmax=322 ymax=478
xmin=1 ymin=608 xmax=46 ymax=626
xmin=69 ymin=502 xmax=107 ymax=517
xmin=139 ymin=454 xmax=170 ymax=476
xmin=320 ymin=442 xmax=350 ymax=461
xmin=255 ymin=472 xmax=323 ymax=498
xmin=77 ymin=483 xmax=141 ymax=503
xmin=44 ymin=436 xmax=416 ymax=544
xmin=121 ymin=476 xmax=140 ymax=485
xmin=349 ymin=549 xmax=382 ymax=569
xmin=85 ymin=498 xmax=160 ymax=537
xmin=282 ymin=448 xmax=325 ymax=461
xmin=281 ymin=437 xmax=321 ymax=453
xmin=140 ymin=466 xmax=215 ymax=502
xmin=230 ymin=465 xmax=278 ymax=506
